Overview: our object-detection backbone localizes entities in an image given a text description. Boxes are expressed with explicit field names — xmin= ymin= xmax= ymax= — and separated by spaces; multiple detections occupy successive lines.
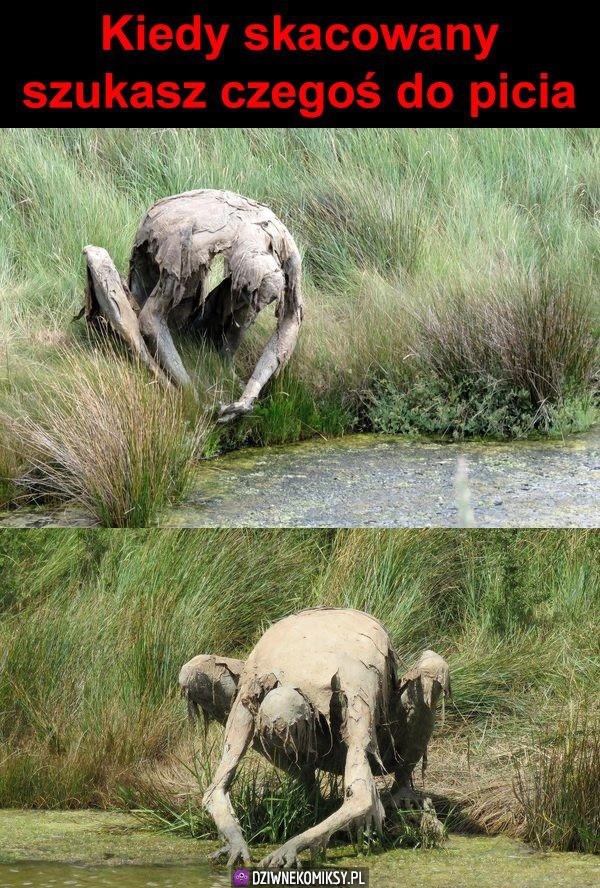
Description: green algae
xmin=354 ymin=835 xmax=600 ymax=887
xmin=0 ymin=811 xmax=216 ymax=866
xmin=168 ymin=428 xmax=600 ymax=528
xmin=1 ymin=428 xmax=598 ymax=528
xmin=1 ymin=812 xmax=598 ymax=888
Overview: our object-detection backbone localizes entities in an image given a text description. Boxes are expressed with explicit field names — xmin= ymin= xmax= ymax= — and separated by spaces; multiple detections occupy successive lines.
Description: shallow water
xmin=1 ymin=813 xmax=598 ymax=888
xmin=0 ymin=863 xmax=227 ymax=888
xmin=1 ymin=429 xmax=598 ymax=528
xmin=2 ymin=837 xmax=599 ymax=888
xmin=170 ymin=428 xmax=600 ymax=527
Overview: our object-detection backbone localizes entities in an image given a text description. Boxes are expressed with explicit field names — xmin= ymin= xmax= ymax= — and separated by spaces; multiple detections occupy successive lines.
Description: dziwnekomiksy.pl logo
xmin=231 ymin=868 xmax=369 ymax=886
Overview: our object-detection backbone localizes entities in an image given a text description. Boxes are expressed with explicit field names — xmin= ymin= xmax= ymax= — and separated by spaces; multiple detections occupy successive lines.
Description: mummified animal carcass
xmin=179 ymin=608 xmax=451 ymax=866
xmin=81 ymin=189 xmax=303 ymax=422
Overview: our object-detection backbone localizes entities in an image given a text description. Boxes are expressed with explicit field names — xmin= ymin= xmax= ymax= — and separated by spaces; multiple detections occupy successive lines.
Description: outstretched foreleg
xmin=202 ymin=697 xmax=254 ymax=866
xmin=218 ymin=252 xmax=304 ymax=423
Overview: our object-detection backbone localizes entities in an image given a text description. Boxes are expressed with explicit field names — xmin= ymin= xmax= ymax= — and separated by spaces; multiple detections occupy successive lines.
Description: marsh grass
xmin=125 ymin=741 xmax=343 ymax=846
xmin=242 ymin=372 xmax=354 ymax=447
xmin=418 ymin=280 xmax=598 ymax=406
xmin=514 ymin=709 xmax=600 ymax=853
xmin=0 ymin=428 xmax=19 ymax=509
xmin=386 ymin=807 xmax=447 ymax=850
xmin=0 ymin=347 xmax=209 ymax=525
xmin=0 ymin=529 xmax=598 ymax=852
xmin=0 ymin=129 xmax=598 ymax=502
xmin=125 ymin=739 xmax=440 ymax=851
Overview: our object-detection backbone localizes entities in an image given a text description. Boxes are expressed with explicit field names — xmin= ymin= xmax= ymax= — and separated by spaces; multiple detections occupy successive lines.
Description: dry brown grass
xmin=426 ymin=730 xmax=524 ymax=837
xmin=514 ymin=710 xmax=600 ymax=853
xmin=418 ymin=278 xmax=598 ymax=411
xmin=0 ymin=346 xmax=209 ymax=526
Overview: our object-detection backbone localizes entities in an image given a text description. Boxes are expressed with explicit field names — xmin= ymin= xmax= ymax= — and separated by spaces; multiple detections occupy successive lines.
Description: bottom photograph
xmin=0 ymin=529 xmax=598 ymax=888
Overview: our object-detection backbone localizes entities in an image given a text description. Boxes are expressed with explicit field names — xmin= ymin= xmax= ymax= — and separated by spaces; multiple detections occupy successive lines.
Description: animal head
xmin=230 ymin=251 xmax=285 ymax=312
xmin=256 ymin=268 xmax=286 ymax=310
xmin=399 ymin=650 xmax=451 ymax=710
xmin=178 ymin=655 xmax=244 ymax=727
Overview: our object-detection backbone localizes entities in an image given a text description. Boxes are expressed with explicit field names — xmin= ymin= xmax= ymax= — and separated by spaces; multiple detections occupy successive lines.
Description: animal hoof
xmin=210 ymin=841 xmax=251 ymax=866
xmin=260 ymin=843 xmax=302 ymax=868
xmin=390 ymin=786 xmax=422 ymax=812
xmin=217 ymin=399 xmax=254 ymax=424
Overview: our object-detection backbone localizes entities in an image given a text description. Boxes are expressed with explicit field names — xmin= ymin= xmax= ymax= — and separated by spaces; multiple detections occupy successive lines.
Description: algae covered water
xmin=2 ymin=836 xmax=600 ymax=888
xmin=1 ymin=814 xmax=599 ymax=888
xmin=1 ymin=429 xmax=598 ymax=528
xmin=0 ymin=863 xmax=227 ymax=888
xmin=171 ymin=429 xmax=600 ymax=527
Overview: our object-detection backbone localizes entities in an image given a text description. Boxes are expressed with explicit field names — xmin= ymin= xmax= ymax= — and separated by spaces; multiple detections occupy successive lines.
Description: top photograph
xmin=0 ymin=127 xmax=597 ymax=529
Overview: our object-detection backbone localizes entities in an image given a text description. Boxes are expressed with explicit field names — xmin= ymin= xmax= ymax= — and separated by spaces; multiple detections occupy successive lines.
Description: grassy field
xmin=0 ymin=528 xmax=598 ymax=854
xmin=0 ymin=129 xmax=598 ymax=522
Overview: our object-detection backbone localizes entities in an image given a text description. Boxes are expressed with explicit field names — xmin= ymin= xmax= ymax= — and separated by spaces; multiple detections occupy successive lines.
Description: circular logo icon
xmin=233 ymin=868 xmax=250 ymax=887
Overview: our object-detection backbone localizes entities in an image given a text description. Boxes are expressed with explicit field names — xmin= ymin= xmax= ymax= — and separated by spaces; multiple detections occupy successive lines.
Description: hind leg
xmin=187 ymin=277 xmax=257 ymax=362
xmin=83 ymin=245 xmax=165 ymax=382
xmin=260 ymin=694 xmax=384 ymax=868
xmin=220 ymin=306 xmax=258 ymax=362
xmin=138 ymin=290 xmax=192 ymax=388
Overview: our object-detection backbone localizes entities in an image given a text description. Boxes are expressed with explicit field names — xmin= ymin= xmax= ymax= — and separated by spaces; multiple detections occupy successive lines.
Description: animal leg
xmin=202 ymin=698 xmax=254 ymax=866
xmin=260 ymin=695 xmax=384 ymax=868
xmin=389 ymin=651 xmax=450 ymax=829
xmin=388 ymin=777 xmax=423 ymax=812
xmin=82 ymin=246 xmax=166 ymax=382
xmin=138 ymin=292 xmax=192 ymax=388
xmin=218 ymin=252 xmax=304 ymax=424
xmin=220 ymin=303 xmax=258 ymax=362
xmin=187 ymin=277 xmax=257 ymax=361
xmin=186 ymin=277 xmax=231 ymax=337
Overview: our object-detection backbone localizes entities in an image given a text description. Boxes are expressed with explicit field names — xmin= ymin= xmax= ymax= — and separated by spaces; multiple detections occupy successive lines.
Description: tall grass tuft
xmin=125 ymin=740 xmax=342 ymax=846
xmin=418 ymin=278 xmax=598 ymax=424
xmin=514 ymin=709 xmax=600 ymax=853
xmin=1 ymin=348 xmax=208 ymax=526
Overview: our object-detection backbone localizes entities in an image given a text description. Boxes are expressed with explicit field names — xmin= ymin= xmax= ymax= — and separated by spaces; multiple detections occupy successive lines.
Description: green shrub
xmin=368 ymin=375 xmax=536 ymax=439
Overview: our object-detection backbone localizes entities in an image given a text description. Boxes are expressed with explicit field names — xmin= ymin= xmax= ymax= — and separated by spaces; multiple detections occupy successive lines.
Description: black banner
xmin=5 ymin=3 xmax=595 ymax=125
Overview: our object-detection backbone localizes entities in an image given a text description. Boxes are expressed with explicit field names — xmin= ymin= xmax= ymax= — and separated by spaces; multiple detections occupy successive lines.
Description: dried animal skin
xmin=82 ymin=190 xmax=303 ymax=420
xmin=179 ymin=654 xmax=244 ymax=726
xmin=185 ymin=607 xmax=451 ymax=866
